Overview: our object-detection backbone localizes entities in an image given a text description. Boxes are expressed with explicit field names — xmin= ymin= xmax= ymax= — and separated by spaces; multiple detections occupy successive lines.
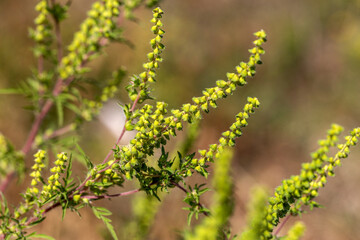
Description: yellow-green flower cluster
xmin=79 ymin=69 xmax=125 ymax=123
xmin=184 ymin=97 xmax=260 ymax=177
xmin=121 ymin=102 xmax=169 ymax=179
xmin=168 ymin=30 xmax=266 ymax=130
xmin=191 ymin=30 xmax=266 ymax=113
xmin=42 ymin=152 xmax=68 ymax=196
xmin=28 ymin=150 xmax=46 ymax=195
xmin=260 ymin=125 xmax=360 ymax=239
xmin=0 ymin=134 xmax=9 ymax=176
xmin=120 ymin=31 xmax=265 ymax=179
xmin=126 ymin=7 xmax=165 ymax=103
xmin=284 ymin=222 xmax=305 ymax=240
xmin=101 ymin=161 xmax=123 ymax=185
xmin=124 ymin=0 xmax=142 ymax=19
xmin=80 ymin=85 xmax=117 ymax=121
xmin=238 ymin=187 xmax=269 ymax=240
xmin=59 ymin=0 xmax=121 ymax=79
xmin=29 ymin=0 xmax=53 ymax=58
xmin=123 ymin=0 xmax=160 ymax=19
xmin=84 ymin=159 xmax=124 ymax=194
xmin=81 ymin=100 xmax=104 ymax=122
xmin=0 ymin=134 xmax=24 ymax=177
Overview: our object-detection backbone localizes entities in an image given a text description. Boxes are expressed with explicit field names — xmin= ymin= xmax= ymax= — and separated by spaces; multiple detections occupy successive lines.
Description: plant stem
xmin=44 ymin=124 xmax=74 ymax=140
xmin=22 ymin=99 xmax=54 ymax=155
xmin=22 ymin=187 xmax=141 ymax=229
xmin=0 ymin=172 xmax=16 ymax=193
xmin=83 ymin=188 xmax=141 ymax=200
xmin=101 ymin=92 xmax=141 ymax=164
xmin=171 ymin=181 xmax=210 ymax=217
xmin=274 ymin=214 xmax=291 ymax=236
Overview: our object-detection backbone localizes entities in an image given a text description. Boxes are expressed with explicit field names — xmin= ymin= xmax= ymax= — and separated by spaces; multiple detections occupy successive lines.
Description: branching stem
xmin=171 ymin=181 xmax=210 ymax=217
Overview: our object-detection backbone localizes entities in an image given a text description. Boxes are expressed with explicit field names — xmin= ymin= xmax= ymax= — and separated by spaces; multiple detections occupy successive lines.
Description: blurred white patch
xmin=98 ymin=100 xmax=136 ymax=145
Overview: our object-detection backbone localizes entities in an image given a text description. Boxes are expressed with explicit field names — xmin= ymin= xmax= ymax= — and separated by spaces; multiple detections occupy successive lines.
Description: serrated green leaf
xmin=103 ymin=217 xmax=119 ymax=240
xmin=91 ymin=206 xmax=119 ymax=240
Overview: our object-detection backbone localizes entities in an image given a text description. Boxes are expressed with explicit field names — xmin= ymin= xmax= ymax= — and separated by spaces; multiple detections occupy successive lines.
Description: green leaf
xmin=55 ymin=97 xmax=64 ymax=127
xmin=41 ymin=194 xmax=59 ymax=206
xmin=95 ymin=207 xmax=112 ymax=216
xmin=91 ymin=206 xmax=119 ymax=240
xmin=61 ymin=192 xmax=69 ymax=221
xmin=75 ymin=142 xmax=93 ymax=169
xmin=28 ymin=233 xmax=56 ymax=240
xmin=28 ymin=217 xmax=46 ymax=226
xmin=0 ymin=88 xmax=22 ymax=94
xmin=103 ymin=217 xmax=119 ymax=240
xmin=187 ymin=211 xmax=194 ymax=226
xmin=66 ymin=103 xmax=81 ymax=115
xmin=65 ymin=154 xmax=73 ymax=187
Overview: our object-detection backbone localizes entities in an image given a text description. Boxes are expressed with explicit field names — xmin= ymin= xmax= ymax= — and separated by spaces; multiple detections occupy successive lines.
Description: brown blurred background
xmin=1 ymin=0 xmax=360 ymax=239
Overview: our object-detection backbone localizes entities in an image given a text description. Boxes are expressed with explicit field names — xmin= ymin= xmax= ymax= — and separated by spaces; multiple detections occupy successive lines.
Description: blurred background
xmin=1 ymin=0 xmax=360 ymax=239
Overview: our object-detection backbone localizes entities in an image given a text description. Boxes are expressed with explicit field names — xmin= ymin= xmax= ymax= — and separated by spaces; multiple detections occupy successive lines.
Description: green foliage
xmin=124 ymin=193 xmax=161 ymax=240
xmin=91 ymin=206 xmax=119 ymax=240
xmin=124 ymin=120 xmax=201 ymax=240
xmin=184 ymin=148 xmax=234 ymax=240
xmin=238 ymin=187 xmax=269 ymax=240
xmin=0 ymin=134 xmax=24 ymax=178
xmin=0 ymin=1 xmax=359 ymax=240
xmin=283 ymin=222 xmax=305 ymax=240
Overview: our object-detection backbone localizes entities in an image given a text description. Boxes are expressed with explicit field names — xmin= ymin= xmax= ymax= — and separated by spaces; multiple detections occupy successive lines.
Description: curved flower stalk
xmin=29 ymin=0 xmax=55 ymax=65
xmin=259 ymin=125 xmax=360 ymax=239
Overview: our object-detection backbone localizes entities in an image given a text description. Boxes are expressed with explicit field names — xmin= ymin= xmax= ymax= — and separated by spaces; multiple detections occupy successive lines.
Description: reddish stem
xmin=83 ymin=188 xmax=140 ymax=200
xmin=21 ymin=99 xmax=54 ymax=155
xmin=171 ymin=181 xmax=210 ymax=217
xmin=0 ymin=172 xmax=16 ymax=193
xmin=44 ymin=124 xmax=74 ymax=140
xmin=101 ymin=92 xmax=140 ymax=164
xmin=274 ymin=214 xmax=291 ymax=236
xmin=23 ymin=187 xmax=141 ymax=228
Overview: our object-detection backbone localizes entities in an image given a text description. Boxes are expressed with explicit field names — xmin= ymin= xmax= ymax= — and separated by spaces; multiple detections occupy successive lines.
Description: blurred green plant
xmin=0 ymin=1 xmax=359 ymax=240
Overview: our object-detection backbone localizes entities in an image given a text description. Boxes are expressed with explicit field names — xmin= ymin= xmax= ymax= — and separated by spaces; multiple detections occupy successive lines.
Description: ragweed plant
xmin=0 ymin=1 xmax=359 ymax=240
